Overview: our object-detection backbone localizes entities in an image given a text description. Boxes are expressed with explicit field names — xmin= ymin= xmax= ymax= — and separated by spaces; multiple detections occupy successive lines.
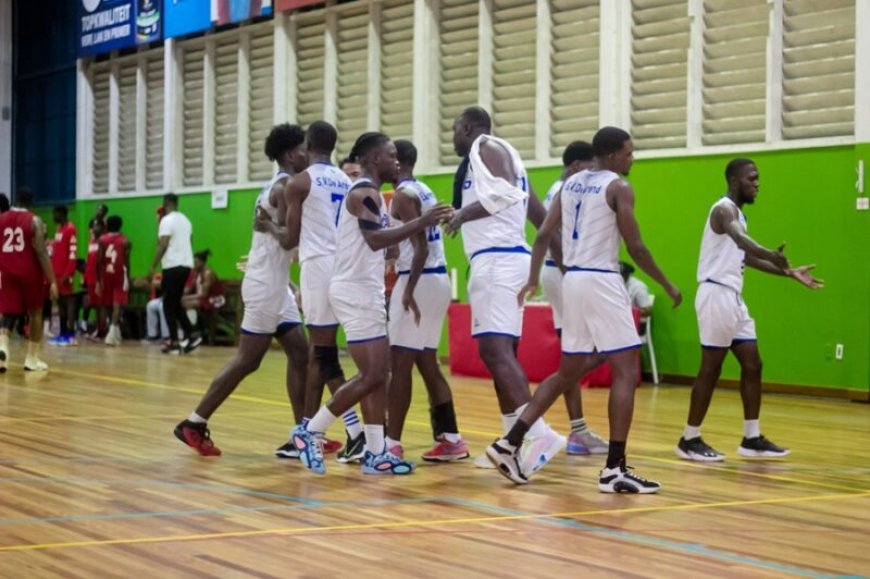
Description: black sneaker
xmin=184 ymin=333 xmax=203 ymax=353
xmin=738 ymin=435 xmax=790 ymax=458
xmin=162 ymin=342 xmax=183 ymax=355
xmin=675 ymin=436 xmax=725 ymax=462
xmin=485 ymin=439 xmax=528 ymax=485
xmin=275 ymin=441 xmax=300 ymax=459
xmin=336 ymin=432 xmax=366 ymax=464
xmin=599 ymin=459 xmax=660 ymax=494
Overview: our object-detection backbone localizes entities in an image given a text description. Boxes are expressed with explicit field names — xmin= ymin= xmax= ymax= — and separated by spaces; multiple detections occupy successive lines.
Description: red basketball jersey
xmin=99 ymin=232 xmax=128 ymax=283
xmin=0 ymin=209 xmax=40 ymax=278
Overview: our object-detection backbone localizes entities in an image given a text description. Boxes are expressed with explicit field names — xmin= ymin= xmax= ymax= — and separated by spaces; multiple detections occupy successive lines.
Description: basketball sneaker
xmin=47 ymin=335 xmax=69 ymax=346
xmin=336 ymin=432 xmax=366 ymax=464
xmin=421 ymin=436 xmax=470 ymax=462
xmin=184 ymin=332 xmax=204 ymax=353
xmin=104 ymin=326 xmax=122 ymax=347
xmin=738 ymin=435 xmax=790 ymax=458
xmin=473 ymin=453 xmax=497 ymax=469
xmin=274 ymin=442 xmax=300 ymax=459
xmin=360 ymin=450 xmax=414 ymax=475
xmin=520 ymin=427 xmax=567 ymax=476
xmin=162 ymin=342 xmax=183 ymax=355
xmin=23 ymin=357 xmax=48 ymax=372
xmin=388 ymin=444 xmax=404 ymax=460
xmin=173 ymin=420 xmax=221 ymax=456
xmin=567 ymin=429 xmax=609 ymax=455
xmin=0 ymin=347 xmax=7 ymax=374
xmin=675 ymin=436 xmax=725 ymax=462
xmin=322 ymin=438 xmax=342 ymax=454
xmin=292 ymin=425 xmax=325 ymax=474
xmin=485 ymin=440 xmax=528 ymax=485
xmin=598 ymin=459 xmax=660 ymax=494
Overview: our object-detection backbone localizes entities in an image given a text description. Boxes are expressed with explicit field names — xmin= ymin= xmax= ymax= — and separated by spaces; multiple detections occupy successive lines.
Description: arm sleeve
xmin=157 ymin=215 xmax=172 ymax=238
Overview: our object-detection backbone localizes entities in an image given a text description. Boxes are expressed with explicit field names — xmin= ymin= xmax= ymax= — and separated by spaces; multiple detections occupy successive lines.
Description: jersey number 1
xmin=572 ymin=201 xmax=583 ymax=240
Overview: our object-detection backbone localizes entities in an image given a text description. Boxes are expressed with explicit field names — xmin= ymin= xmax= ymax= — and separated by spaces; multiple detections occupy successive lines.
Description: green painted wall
xmin=39 ymin=144 xmax=869 ymax=393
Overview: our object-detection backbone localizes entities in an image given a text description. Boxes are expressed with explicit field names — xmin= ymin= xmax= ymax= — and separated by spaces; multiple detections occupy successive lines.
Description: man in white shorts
xmin=291 ymin=132 xmax=453 ymax=476
xmin=541 ymin=140 xmax=608 ymax=456
xmin=488 ymin=127 xmax=682 ymax=494
xmin=174 ymin=124 xmax=310 ymax=457
xmin=384 ymin=139 xmax=469 ymax=462
xmin=675 ymin=158 xmax=822 ymax=462
xmin=443 ymin=106 xmax=563 ymax=475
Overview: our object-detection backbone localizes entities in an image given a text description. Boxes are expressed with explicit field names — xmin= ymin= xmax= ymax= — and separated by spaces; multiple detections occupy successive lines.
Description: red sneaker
xmin=322 ymin=437 xmax=343 ymax=454
xmin=174 ymin=420 xmax=222 ymax=456
xmin=421 ymin=436 xmax=470 ymax=462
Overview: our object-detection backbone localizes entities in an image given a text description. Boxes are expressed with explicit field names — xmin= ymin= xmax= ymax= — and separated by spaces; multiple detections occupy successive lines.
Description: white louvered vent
xmin=91 ymin=64 xmax=111 ymax=195
xmin=491 ymin=0 xmax=537 ymax=159
xmin=782 ymin=0 xmax=854 ymax=139
xmin=117 ymin=61 xmax=137 ymax=192
xmin=335 ymin=5 xmax=370 ymax=161
xmin=214 ymin=36 xmax=239 ymax=184
xmin=550 ymin=0 xmax=599 ymax=157
xmin=295 ymin=11 xmax=326 ymax=128
xmin=380 ymin=0 xmax=414 ymax=140
xmin=701 ymin=0 xmax=768 ymax=146
xmin=630 ymin=0 xmax=690 ymax=149
xmin=145 ymin=51 xmax=164 ymax=191
xmin=438 ymin=0 xmax=478 ymax=166
xmin=248 ymin=25 xmax=275 ymax=181
xmin=182 ymin=44 xmax=205 ymax=187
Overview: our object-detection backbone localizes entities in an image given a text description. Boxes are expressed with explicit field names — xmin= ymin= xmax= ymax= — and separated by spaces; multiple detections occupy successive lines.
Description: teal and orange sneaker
xmin=292 ymin=425 xmax=325 ymax=474
xmin=360 ymin=450 xmax=414 ymax=475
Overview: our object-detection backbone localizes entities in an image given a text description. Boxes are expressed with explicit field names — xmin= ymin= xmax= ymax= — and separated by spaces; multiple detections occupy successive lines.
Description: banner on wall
xmin=165 ymin=0 xmax=273 ymax=38
xmin=275 ymin=0 xmax=325 ymax=10
xmin=78 ymin=0 xmax=162 ymax=56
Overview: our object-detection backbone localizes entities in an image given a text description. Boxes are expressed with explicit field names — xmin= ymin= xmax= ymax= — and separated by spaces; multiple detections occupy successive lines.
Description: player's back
xmin=332 ymin=179 xmax=388 ymax=290
xmin=561 ymin=169 xmax=622 ymax=272
xmin=99 ymin=232 xmax=128 ymax=279
xmin=393 ymin=179 xmax=446 ymax=273
xmin=246 ymin=171 xmax=292 ymax=288
xmin=300 ymin=162 xmax=351 ymax=263
xmin=0 ymin=209 xmax=39 ymax=277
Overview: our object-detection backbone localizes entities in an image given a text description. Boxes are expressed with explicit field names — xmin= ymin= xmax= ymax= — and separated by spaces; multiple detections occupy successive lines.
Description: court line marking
xmin=43 ymin=369 xmax=867 ymax=494
xmin=0 ymin=490 xmax=866 ymax=553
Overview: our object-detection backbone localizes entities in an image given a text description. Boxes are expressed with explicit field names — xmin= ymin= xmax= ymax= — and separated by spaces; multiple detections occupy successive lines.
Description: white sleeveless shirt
xmin=246 ymin=171 xmax=291 ymax=287
xmin=332 ymin=178 xmax=389 ymax=290
xmin=393 ymin=179 xmax=446 ymax=273
xmin=543 ymin=179 xmax=563 ymax=264
xmin=561 ymin=169 xmax=622 ymax=272
xmin=299 ymin=162 xmax=351 ymax=263
xmin=697 ymin=196 xmax=746 ymax=292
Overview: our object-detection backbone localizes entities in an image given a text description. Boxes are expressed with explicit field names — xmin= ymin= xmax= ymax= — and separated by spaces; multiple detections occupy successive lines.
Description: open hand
xmin=788 ymin=264 xmax=824 ymax=289
xmin=517 ymin=281 xmax=537 ymax=306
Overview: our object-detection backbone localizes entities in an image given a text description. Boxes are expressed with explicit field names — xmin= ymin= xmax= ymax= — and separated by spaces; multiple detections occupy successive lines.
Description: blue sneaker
xmin=291 ymin=426 xmax=325 ymax=474
xmin=360 ymin=450 xmax=415 ymax=475
xmin=48 ymin=335 xmax=69 ymax=346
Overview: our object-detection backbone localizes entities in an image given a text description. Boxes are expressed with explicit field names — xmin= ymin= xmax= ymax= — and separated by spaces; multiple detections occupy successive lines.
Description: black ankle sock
xmin=505 ymin=420 xmax=530 ymax=448
xmin=430 ymin=401 xmax=459 ymax=439
xmin=606 ymin=440 xmax=626 ymax=469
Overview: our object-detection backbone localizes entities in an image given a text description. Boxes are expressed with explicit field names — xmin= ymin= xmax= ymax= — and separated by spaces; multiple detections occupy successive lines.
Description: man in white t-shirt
xmin=620 ymin=261 xmax=653 ymax=319
xmin=148 ymin=193 xmax=200 ymax=354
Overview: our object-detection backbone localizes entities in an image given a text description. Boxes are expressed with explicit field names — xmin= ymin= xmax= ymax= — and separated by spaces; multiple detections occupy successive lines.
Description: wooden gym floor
xmin=0 ymin=342 xmax=867 ymax=578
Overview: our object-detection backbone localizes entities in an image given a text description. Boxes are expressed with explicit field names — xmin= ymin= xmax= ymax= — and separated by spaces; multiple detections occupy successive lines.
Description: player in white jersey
xmin=488 ymin=127 xmax=682 ymax=494
xmin=443 ymin=107 xmax=563 ymax=475
xmin=384 ymin=140 xmax=469 ymax=462
xmin=174 ymin=124 xmax=310 ymax=457
xmin=541 ymin=141 xmax=608 ymax=456
xmin=676 ymin=158 xmax=822 ymax=463
xmin=292 ymin=132 xmax=454 ymax=476
xmin=258 ymin=121 xmax=364 ymax=461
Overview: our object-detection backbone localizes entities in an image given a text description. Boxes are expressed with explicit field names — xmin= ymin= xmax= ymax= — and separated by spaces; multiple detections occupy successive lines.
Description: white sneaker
xmin=104 ymin=327 xmax=122 ymax=347
xmin=520 ymin=427 xmax=567 ymax=476
xmin=598 ymin=460 xmax=661 ymax=494
xmin=24 ymin=357 xmax=48 ymax=372
xmin=473 ymin=453 xmax=496 ymax=469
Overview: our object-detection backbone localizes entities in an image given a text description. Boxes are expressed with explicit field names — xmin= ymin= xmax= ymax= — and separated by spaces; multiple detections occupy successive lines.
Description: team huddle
xmin=0 ymin=105 xmax=822 ymax=494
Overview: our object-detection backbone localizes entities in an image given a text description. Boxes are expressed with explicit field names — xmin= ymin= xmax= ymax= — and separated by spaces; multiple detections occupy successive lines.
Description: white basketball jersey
xmin=299 ymin=162 xmax=351 ymax=263
xmin=543 ymin=179 xmax=563 ymax=262
xmin=697 ymin=197 xmax=746 ymax=292
xmin=460 ymin=146 xmax=530 ymax=259
xmin=393 ymin=179 xmax=446 ymax=273
xmin=332 ymin=179 xmax=389 ymax=289
xmin=561 ymin=169 xmax=622 ymax=272
xmin=246 ymin=171 xmax=292 ymax=287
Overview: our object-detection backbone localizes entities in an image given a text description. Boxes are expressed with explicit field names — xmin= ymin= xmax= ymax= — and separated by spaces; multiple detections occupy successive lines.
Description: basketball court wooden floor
xmin=0 ymin=342 xmax=867 ymax=578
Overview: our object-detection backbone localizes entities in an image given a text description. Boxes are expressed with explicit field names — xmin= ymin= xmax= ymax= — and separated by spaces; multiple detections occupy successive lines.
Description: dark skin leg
xmin=606 ymin=349 xmax=641 ymax=442
xmin=386 ymin=347 xmax=417 ymax=441
xmin=303 ymin=326 xmax=343 ymax=418
xmin=562 ymin=383 xmax=583 ymax=421
xmin=324 ymin=339 xmax=390 ymax=430
xmin=417 ymin=349 xmax=453 ymax=408
xmin=194 ymin=334 xmax=272 ymax=419
xmin=686 ymin=347 xmax=729 ymax=427
xmin=517 ymin=354 xmax=602 ymax=423
xmin=478 ymin=335 xmax=530 ymax=414
xmin=277 ymin=326 xmax=309 ymax=425
xmin=730 ymin=341 xmax=763 ymax=421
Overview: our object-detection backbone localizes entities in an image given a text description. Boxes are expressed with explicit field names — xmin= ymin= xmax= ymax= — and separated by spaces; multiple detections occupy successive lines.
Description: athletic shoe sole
xmin=737 ymin=447 xmax=790 ymax=458
xmin=598 ymin=479 xmax=661 ymax=494
xmin=173 ymin=426 xmax=221 ymax=457
xmin=421 ymin=452 xmax=470 ymax=462
xmin=485 ymin=445 xmax=528 ymax=485
xmin=675 ymin=446 xmax=726 ymax=462
xmin=473 ymin=453 xmax=496 ymax=469
xmin=566 ymin=444 xmax=590 ymax=455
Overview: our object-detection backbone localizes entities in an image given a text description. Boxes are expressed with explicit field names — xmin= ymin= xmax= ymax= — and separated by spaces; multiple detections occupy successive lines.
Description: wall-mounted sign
xmin=165 ymin=0 xmax=273 ymax=39
xmin=78 ymin=0 xmax=162 ymax=56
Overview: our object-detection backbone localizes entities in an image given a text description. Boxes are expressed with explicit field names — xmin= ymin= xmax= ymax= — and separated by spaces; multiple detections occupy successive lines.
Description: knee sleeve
xmin=314 ymin=345 xmax=344 ymax=383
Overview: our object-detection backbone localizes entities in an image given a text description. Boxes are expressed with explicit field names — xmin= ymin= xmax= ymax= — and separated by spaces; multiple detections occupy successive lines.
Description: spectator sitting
xmin=182 ymin=250 xmax=225 ymax=316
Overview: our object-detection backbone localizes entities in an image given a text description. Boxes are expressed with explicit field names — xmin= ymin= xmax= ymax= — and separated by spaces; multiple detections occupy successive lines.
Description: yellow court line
xmin=0 ymin=490 xmax=866 ymax=553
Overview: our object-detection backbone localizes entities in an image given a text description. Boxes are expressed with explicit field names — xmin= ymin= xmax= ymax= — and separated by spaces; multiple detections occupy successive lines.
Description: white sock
xmin=570 ymin=418 xmax=588 ymax=434
xmin=364 ymin=424 xmax=385 ymax=455
xmin=442 ymin=432 xmax=461 ymax=443
xmin=0 ymin=333 xmax=9 ymax=352
xmin=743 ymin=419 xmax=760 ymax=439
xmin=501 ymin=412 xmax=518 ymax=435
xmin=385 ymin=435 xmax=400 ymax=450
xmin=683 ymin=425 xmax=701 ymax=440
xmin=188 ymin=412 xmax=207 ymax=424
xmin=307 ymin=407 xmax=338 ymax=434
xmin=341 ymin=409 xmax=363 ymax=438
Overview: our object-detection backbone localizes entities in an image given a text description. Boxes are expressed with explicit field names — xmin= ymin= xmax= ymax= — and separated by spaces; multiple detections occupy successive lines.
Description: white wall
xmin=0 ymin=0 xmax=12 ymax=198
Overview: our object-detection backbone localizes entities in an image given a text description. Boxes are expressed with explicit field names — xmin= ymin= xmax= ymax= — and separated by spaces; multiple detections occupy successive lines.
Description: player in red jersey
xmin=84 ymin=218 xmax=107 ymax=338
xmin=0 ymin=189 xmax=59 ymax=372
xmin=96 ymin=216 xmax=131 ymax=347
xmin=48 ymin=205 xmax=78 ymax=346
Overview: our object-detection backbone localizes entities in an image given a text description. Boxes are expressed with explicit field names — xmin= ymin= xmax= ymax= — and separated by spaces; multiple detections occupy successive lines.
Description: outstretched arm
xmin=611 ymin=181 xmax=682 ymax=307
xmin=745 ymin=253 xmax=823 ymax=289
xmin=349 ymin=187 xmax=454 ymax=251
xmin=518 ymin=191 xmax=563 ymax=304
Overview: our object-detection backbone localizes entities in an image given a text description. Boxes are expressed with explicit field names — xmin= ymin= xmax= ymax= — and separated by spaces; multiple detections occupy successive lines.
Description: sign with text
xmin=165 ymin=0 xmax=273 ymax=38
xmin=78 ymin=0 xmax=162 ymax=56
